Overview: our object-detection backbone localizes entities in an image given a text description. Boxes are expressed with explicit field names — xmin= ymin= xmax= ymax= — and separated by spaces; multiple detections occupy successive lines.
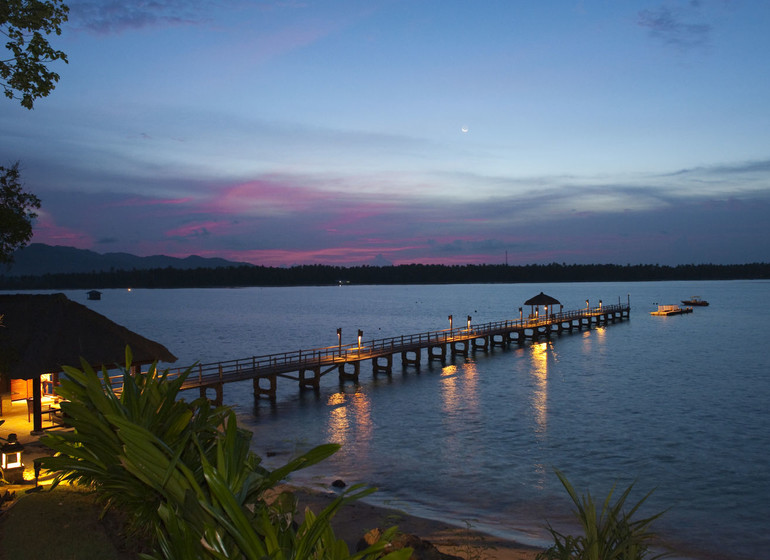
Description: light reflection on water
xmin=15 ymin=280 xmax=769 ymax=560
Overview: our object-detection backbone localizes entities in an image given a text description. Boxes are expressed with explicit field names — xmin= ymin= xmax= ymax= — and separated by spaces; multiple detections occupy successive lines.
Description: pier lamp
xmin=544 ymin=305 xmax=548 ymax=319
xmin=1 ymin=433 xmax=25 ymax=484
xmin=599 ymin=300 xmax=602 ymax=310
xmin=519 ymin=307 xmax=523 ymax=321
xmin=467 ymin=315 xmax=472 ymax=330
xmin=586 ymin=299 xmax=589 ymax=309
xmin=337 ymin=328 xmax=342 ymax=352
xmin=357 ymin=329 xmax=363 ymax=349
xmin=448 ymin=315 xmax=453 ymax=330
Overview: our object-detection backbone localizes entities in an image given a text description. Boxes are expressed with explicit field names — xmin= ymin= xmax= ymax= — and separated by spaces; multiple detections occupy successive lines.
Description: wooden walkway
xmin=139 ymin=301 xmax=630 ymax=404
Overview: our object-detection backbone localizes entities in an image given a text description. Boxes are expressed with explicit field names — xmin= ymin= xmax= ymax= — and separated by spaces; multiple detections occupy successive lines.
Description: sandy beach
xmin=285 ymin=484 xmax=544 ymax=560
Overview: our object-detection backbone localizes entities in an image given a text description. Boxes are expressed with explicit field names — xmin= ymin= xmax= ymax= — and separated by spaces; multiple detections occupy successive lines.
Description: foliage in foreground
xmin=1 ymin=161 xmax=41 ymax=265
xmin=537 ymin=470 xmax=669 ymax=560
xmin=41 ymin=348 xmax=410 ymax=560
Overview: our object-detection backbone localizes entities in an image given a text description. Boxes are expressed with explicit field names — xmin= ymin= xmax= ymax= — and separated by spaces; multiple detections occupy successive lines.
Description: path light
xmin=357 ymin=329 xmax=363 ymax=349
xmin=599 ymin=300 xmax=603 ymax=310
xmin=519 ymin=307 xmax=523 ymax=321
xmin=337 ymin=328 xmax=342 ymax=352
xmin=448 ymin=315 xmax=453 ymax=330
xmin=467 ymin=315 xmax=472 ymax=330
xmin=586 ymin=299 xmax=589 ymax=309
xmin=1 ymin=433 xmax=25 ymax=484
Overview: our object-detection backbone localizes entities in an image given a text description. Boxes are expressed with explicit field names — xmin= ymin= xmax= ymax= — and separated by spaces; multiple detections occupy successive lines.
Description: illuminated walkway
xmin=148 ymin=301 xmax=630 ymax=404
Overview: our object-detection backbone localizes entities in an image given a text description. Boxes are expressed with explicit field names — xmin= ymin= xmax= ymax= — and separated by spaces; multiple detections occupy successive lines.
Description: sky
xmin=2 ymin=0 xmax=770 ymax=267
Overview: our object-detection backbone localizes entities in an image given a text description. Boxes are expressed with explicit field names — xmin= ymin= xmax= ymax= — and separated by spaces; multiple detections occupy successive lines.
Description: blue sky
xmin=2 ymin=0 xmax=769 ymax=266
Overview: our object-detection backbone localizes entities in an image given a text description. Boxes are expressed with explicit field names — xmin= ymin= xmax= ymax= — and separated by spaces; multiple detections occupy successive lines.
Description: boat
xmin=681 ymin=296 xmax=709 ymax=306
xmin=650 ymin=304 xmax=693 ymax=316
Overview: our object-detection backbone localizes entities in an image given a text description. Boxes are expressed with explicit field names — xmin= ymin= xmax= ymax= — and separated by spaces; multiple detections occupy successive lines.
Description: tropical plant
xmin=537 ymin=470 xmax=669 ymax=560
xmin=41 ymin=348 xmax=410 ymax=560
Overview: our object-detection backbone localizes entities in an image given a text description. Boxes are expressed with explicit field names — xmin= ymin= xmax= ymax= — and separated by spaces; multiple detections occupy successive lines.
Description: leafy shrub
xmin=41 ymin=347 xmax=409 ymax=560
xmin=537 ymin=470 xmax=669 ymax=560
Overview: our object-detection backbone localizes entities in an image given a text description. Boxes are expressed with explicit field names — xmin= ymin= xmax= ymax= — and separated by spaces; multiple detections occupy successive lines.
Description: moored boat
xmin=651 ymin=304 xmax=694 ymax=316
xmin=682 ymin=296 xmax=709 ymax=306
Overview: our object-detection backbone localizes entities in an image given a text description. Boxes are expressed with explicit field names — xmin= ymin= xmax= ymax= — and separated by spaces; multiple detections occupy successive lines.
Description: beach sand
xmin=285 ymin=484 xmax=544 ymax=560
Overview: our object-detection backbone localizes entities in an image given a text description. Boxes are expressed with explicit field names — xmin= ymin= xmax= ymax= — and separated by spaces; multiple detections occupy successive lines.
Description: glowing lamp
xmin=448 ymin=315 xmax=453 ymax=330
xmin=1 ymin=433 xmax=25 ymax=484
xmin=357 ymin=329 xmax=363 ymax=349
xmin=467 ymin=315 xmax=472 ymax=330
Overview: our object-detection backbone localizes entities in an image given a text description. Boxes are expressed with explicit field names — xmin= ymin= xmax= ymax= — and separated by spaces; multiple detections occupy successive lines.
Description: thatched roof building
xmin=0 ymin=293 xmax=176 ymax=432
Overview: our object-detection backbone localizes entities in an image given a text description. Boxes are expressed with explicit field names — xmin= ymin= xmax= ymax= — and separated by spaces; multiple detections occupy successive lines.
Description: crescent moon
xmin=461 ymin=127 xmax=469 ymax=133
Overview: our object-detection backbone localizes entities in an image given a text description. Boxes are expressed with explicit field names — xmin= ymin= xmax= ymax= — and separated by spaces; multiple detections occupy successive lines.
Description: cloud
xmin=637 ymin=3 xmax=712 ymax=50
xmin=68 ymin=0 xmax=213 ymax=34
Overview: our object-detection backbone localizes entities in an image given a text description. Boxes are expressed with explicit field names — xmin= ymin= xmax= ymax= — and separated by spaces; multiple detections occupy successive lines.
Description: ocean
xmin=10 ymin=280 xmax=769 ymax=559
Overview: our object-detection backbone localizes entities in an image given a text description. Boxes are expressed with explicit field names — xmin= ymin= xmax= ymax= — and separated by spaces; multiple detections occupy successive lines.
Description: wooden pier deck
xmin=131 ymin=301 xmax=630 ymax=404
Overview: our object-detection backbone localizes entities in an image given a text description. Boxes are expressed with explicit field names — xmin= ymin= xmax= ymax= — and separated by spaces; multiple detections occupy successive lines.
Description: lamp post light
xmin=1 ymin=433 xmax=25 ymax=484
xmin=467 ymin=315 xmax=472 ymax=330
xmin=586 ymin=299 xmax=589 ymax=310
xmin=519 ymin=307 xmax=523 ymax=321
xmin=448 ymin=314 xmax=453 ymax=331
xmin=357 ymin=329 xmax=363 ymax=349
xmin=599 ymin=299 xmax=603 ymax=310
xmin=337 ymin=328 xmax=342 ymax=353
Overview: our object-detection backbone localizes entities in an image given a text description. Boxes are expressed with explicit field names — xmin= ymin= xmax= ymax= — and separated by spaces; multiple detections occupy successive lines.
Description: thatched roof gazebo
xmin=524 ymin=292 xmax=561 ymax=319
xmin=0 ymin=293 xmax=177 ymax=432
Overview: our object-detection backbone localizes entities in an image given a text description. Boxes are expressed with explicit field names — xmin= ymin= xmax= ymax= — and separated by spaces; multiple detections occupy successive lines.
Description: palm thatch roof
xmin=0 ymin=293 xmax=177 ymax=380
xmin=524 ymin=292 xmax=561 ymax=306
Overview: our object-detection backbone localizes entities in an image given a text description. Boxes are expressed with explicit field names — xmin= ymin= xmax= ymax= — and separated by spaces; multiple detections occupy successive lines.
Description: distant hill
xmin=2 ymin=244 xmax=252 ymax=276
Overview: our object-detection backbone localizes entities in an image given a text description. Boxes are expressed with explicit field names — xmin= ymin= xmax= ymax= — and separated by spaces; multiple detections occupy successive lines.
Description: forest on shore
xmin=1 ymin=262 xmax=769 ymax=290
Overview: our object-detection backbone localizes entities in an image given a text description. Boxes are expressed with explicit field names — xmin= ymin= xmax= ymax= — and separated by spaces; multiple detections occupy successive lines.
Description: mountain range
xmin=3 ymin=244 xmax=251 ymax=277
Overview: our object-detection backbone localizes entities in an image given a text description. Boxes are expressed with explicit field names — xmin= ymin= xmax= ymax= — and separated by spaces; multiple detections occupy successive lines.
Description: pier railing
xmin=110 ymin=303 xmax=627 ymax=391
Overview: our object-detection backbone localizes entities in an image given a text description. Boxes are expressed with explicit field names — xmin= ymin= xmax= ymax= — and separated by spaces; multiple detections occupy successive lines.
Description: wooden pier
xmin=137 ymin=301 xmax=630 ymax=405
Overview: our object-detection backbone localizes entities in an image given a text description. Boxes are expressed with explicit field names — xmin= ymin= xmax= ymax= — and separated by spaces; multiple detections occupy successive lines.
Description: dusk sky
xmin=2 ymin=0 xmax=769 ymax=267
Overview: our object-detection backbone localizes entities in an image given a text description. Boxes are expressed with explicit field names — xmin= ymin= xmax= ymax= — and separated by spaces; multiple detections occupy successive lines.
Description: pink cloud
xmin=31 ymin=211 xmax=95 ymax=249
xmin=164 ymin=220 xmax=232 ymax=239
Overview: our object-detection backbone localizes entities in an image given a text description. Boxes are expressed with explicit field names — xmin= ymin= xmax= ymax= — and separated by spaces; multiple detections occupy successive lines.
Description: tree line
xmin=1 ymin=262 xmax=769 ymax=290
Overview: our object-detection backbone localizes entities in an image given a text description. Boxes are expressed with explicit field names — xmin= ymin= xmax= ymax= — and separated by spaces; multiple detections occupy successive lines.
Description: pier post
xmin=339 ymin=361 xmax=361 ymax=382
xmin=200 ymin=383 xmax=223 ymax=406
xmin=372 ymin=355 xmax=393 ymax=375
xmin=401 ymin=349 xmax=421 ymax=369
xmin=472 ymin=336 xmax=490 ymax=351
xmin=428 ymin=343 xmax=447 ymax=362
xmin=450 ymin=339 xmax=469 ymax=356
xmin=253 ymin=375 xmax=277 ymax=402
xmin=299 ymin=366 xmax=321 ymax=390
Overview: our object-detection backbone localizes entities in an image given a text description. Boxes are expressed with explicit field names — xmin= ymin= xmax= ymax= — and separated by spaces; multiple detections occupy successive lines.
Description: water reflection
xmin=325 ymin=389 xmax=373 ymax=450
xmin=529 ymin=342 xmax=551 ymax=437
xmin=440 ymin=362 xmax=480 ymax=417
xmin=440 ymin=364 xmax=459 ymax=413
xmin=530 ymin=342 xmax=555 ymax=488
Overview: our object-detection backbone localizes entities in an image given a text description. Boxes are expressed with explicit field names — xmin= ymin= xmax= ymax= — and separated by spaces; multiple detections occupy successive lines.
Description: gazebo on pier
xmin=0 ymin=293 xmax=177 ymax=433
xmin=524 ymin=292 xmax=561 ymax=320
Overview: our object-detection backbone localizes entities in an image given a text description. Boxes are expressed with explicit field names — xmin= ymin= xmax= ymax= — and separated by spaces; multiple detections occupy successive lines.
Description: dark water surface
xmin=17 ymin=280 xmax=769 ymax=559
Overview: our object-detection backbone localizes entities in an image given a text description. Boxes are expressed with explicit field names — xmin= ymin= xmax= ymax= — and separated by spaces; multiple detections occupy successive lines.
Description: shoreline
xmin=282 ymin=483 xmax=544 ymax=560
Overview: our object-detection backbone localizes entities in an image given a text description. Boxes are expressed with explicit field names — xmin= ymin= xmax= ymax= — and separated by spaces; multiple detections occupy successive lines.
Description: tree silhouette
xmin=1 ymin=0 xmax=69 ymax=109
xmin=0 ymin=162 xmax=41 ymax=265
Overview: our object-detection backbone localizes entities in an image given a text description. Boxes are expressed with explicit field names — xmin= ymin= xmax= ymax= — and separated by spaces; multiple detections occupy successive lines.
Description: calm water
xmin=12 ymin=281 xmax=769 ymax=559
